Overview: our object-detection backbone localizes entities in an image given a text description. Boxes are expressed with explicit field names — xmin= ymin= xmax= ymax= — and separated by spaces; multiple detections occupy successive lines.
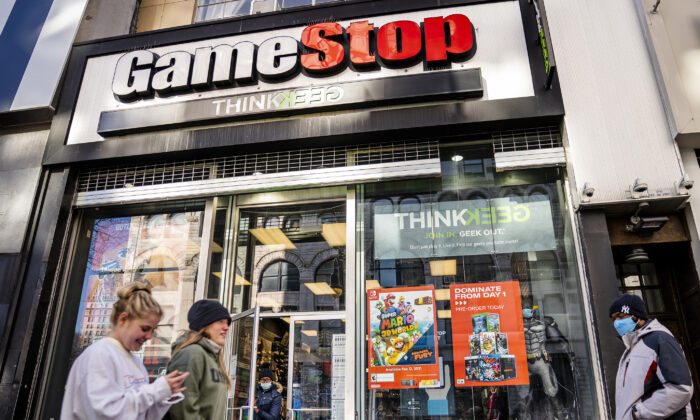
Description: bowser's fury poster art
xmin=367 ymin=285 xmax=441 ymax=389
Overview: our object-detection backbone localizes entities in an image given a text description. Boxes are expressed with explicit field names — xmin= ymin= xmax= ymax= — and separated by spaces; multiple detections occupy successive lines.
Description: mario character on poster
xmin=367 ymin=285 xmax=440 ymax=389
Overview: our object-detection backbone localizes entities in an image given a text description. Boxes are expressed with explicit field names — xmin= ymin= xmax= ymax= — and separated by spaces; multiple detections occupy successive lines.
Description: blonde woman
xmin=61 ymin=283 xmax=189 ymax=420
xmin=166 ymin=299 xmax=231 ymax=420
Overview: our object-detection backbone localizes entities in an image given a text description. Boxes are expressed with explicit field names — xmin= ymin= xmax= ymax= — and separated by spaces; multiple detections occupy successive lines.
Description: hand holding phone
xmin=165 ymin=370 xmax=190 ymax=394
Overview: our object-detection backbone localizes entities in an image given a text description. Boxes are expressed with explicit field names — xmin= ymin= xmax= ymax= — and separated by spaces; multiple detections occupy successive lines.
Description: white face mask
xmin=260 ymin=382 xmax=272 ymax=390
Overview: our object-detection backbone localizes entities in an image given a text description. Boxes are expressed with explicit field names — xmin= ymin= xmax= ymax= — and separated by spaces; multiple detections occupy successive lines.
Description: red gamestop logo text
xmin=301 ymin=14 xmax=476 ymax=71
xmin=111 ymin=14 xmax=477 ymax=101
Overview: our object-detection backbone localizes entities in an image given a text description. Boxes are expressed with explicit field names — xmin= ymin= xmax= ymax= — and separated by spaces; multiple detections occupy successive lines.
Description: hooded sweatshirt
xmin=60 ymin=337 xmax=183 ymax=420
xmin=615 ymin=319 xmax=694 ymax=420
xmin=166 ymin=336 xmax=228 ymax=420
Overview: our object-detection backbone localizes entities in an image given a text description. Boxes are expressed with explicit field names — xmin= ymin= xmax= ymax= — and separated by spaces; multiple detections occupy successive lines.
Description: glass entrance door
xmin=227 ymin=308 xmax=256 ymax=420
xmin=220 ymin=189 xmax=354 ymax=420
xmin=287 ymin=315 xmax=346 ymax=420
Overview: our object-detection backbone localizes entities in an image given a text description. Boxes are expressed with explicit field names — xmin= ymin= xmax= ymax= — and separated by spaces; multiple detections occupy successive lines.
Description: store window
xmin=359 ymin=146 xmax=600 ymax=419
xmin=260 ymin=260 xmax=301 ymax=291
xmin=69 ymin=209 xmax=203 ymax=378
xmin=616 ymin=260 xmax=665 ymax=312
xmin=235 ymin=202 xmax=346 ymax=313
xmin=133 ymin=0 xmax=370 ymax=36
xmin=193 ymin=0 xmax=352 ymax=24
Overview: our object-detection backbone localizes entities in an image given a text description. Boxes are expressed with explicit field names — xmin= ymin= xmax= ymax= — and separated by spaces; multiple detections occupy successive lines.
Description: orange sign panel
xmin=450 ymin=281 xmax=529 ymax=386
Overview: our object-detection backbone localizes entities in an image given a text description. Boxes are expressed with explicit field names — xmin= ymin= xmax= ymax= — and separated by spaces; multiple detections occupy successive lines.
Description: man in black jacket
xmin=254 ymin=363 xmax=283 ymax=420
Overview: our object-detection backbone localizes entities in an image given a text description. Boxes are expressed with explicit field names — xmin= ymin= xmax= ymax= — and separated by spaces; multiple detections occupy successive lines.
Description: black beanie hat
xmin=608 ymin=294 xmax=649 ymax=320
xmin=188 ymin=299 xmax=231 ymax=331
xmin=259 ymin=362 xmax=275 ymax=381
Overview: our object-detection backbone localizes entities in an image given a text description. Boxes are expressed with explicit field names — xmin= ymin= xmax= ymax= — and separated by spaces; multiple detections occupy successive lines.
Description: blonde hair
xmin=110 ymin=282 xmax=163 ymax=325
xmin=172 ymin=329 xmax=232 ymax=389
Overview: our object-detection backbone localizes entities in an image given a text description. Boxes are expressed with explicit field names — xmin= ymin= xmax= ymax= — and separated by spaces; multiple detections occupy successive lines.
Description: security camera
xmin=675 ymin=174 xmax=694 ymax=195
xmin=632 ymin=178 xmax=648 ymax=193
xmin=581 ymin=183 xmax=595 ymax=203
xmin=630 ymin=178 xmax=649 ymax=199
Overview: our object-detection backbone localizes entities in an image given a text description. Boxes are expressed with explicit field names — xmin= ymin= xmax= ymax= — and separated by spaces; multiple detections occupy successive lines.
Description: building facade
xmin=1 ymin=0 xmax=699 ymax=419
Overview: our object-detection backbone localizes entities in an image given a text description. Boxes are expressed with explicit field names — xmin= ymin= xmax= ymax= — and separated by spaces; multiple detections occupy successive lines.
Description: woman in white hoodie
xmin=61 ymin=283 xmax=190 ymax=420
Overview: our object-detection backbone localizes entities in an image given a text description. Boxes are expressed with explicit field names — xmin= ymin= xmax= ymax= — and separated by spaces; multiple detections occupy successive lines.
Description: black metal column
xmin=579 ymin=209 xmax=621 ymax=417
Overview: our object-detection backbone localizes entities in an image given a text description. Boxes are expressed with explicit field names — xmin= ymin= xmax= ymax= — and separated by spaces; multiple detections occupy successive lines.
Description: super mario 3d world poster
xmin=367 ymin=285 xmax=440 ymax=389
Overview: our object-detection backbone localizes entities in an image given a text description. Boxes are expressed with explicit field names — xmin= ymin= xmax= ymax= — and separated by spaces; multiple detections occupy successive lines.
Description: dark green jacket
xmin=166 ymin=336 xmax=227 ymax=420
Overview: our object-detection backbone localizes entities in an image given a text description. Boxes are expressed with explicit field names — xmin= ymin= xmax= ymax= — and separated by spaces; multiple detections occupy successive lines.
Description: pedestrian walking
xmin=609 ymin=294 xmax=694 ymax=420
xmin=254 ymin=363 xmax=283 ymax=420
xmin=61 ymin=282 xmax=188 ymax=419
xmin=166 ymin=299 xmax=231 ymax=420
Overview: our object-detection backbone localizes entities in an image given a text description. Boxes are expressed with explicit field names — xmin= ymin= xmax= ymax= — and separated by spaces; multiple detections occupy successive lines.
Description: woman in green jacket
xmin=166 ymin=300 xmax=231 ymax=420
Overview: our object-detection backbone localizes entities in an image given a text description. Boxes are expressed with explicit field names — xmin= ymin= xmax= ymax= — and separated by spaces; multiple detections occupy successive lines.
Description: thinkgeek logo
xmin=111 ymin=14 xmax=477 ymax=102
xmin=211 ymin=86 xmax=343 ymax=115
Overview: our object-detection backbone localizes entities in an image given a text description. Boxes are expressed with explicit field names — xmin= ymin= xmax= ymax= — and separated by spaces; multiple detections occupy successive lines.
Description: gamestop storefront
xmin=35 ymin=0 xmax=603 ymax=419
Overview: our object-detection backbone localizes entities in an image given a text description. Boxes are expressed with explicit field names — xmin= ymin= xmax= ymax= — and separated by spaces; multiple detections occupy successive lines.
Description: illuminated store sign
xmin=99 ymin=69 xmax=482 ymax=136
xmin=373 ymin=198 xmax=556 ymax=259
xmin=111 ymin=14 xmax=476 ymax=102
xmin=69 ymin=2 xmax=533 ymax=144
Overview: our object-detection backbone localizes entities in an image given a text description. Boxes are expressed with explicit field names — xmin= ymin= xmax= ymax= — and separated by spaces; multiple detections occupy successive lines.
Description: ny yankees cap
xmin=608 ymin=294 xmax=649 ymax=320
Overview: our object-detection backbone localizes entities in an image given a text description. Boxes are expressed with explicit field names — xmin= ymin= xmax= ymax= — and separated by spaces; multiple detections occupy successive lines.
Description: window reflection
xmin=73 ymin=211 xmax=203 ymax=379
xmin=615 ymin=257 xmax=667 ymax=313
xmin=261 ymin=260 xmax=300 ymax=292
xmin=194 ymin=0 xmax=349 ymax=23
xmin=363 ymin=169 xmax=597 ymax=419
xmin=235 ymin=202 xmax=346 ymax=313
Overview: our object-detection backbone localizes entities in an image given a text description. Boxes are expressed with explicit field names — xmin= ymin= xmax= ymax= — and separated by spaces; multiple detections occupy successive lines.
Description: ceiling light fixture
xmin=437 ymin=309 xmax=452 ymax=319
xmin=249 ymin=228 xmax=296 ymax=249
xmin=625 ymin=248 xmax=649 ymax=263
xmin=234 ymin=274 xmax=251 ymax=286
xmin=430 ymin=260 xmax=457 ymax=276
xmin=366 ymin=280 xmax=381 ymax=290
xmin=434 ymin=289 xmax=451 ymax=301
xmin=304 ymin=282 xmax=338 ymax=296
xmin=451 ymin=153 xmax=464 ymax=162
xmin=321 ymin=223 xmax=346 ymax=247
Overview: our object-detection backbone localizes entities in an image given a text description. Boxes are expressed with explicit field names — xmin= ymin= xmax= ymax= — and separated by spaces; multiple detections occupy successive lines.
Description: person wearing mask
xmin=609 ymin=294 xmax=693 ymax=420
xmin=61 ymin=283 xmax=188 ymax=420
xmin=166 ymin=299 xmax=231 ymax=420
xmin=254 ymin=363 xmax=283 ymax=420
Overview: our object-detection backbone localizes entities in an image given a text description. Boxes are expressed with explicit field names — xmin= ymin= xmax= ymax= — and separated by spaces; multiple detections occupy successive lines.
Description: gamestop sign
xmin=112 ymin=15 xmax=476 ymax=101
xmin=68 ymin=3 xmax=533 ymax=144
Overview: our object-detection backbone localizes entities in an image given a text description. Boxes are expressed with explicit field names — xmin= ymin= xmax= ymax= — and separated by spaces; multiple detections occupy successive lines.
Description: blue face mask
xmin=522 ymin=309 xmax=533 ymax=319
xmin=614 ymin=317 xmax=638 ymax=336
xmin=260 ymin=382 xmax=272 ymax=391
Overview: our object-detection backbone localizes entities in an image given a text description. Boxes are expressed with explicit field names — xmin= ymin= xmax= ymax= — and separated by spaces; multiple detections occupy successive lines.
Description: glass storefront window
xmin=359 ymin=145 xmax=599 ymax=419
xmin=233 ymin=202 xmax=346 ymax=313
xmin=194 ymin=0 xmax=351 ymax=23
xmin=290 ymin=319 xmax=345 ymax=418
xmin=72 ymin=210 xmax=203 ymax=379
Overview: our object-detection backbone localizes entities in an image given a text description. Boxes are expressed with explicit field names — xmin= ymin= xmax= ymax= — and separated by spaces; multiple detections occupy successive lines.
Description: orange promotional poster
xmin=450 ymin=281 xmax=529 ymax=386
xmin=367 ymin=286 xmax=440 ymax=389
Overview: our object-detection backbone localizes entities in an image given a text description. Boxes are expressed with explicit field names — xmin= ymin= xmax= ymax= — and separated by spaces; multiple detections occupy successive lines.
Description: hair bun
xmin=117 ymin=282 xmax=152 ymax=299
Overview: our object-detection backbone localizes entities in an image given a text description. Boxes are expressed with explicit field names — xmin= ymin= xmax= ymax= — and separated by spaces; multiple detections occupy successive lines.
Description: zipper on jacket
xmin=623 ymin=359 xmax=630 ymax=387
